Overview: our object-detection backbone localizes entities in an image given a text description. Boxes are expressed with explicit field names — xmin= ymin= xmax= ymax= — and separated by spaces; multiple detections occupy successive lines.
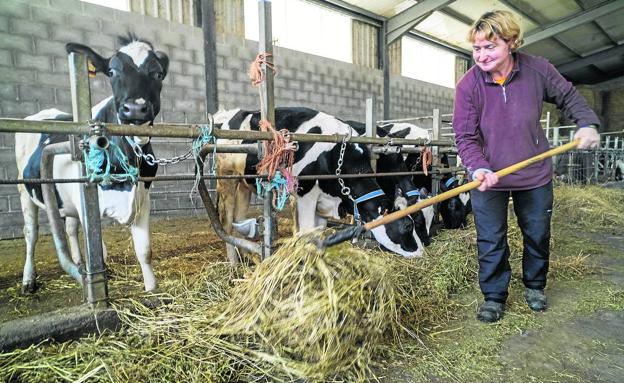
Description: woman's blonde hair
xmin=468 ymin=10 xmax=524 ymax=51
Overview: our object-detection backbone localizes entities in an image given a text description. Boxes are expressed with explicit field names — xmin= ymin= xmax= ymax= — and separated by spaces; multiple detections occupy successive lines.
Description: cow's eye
xmin=107 ymin=68 xmax=118 ymax=77
xmin=152 ymin=72 xmax=164 ymax=80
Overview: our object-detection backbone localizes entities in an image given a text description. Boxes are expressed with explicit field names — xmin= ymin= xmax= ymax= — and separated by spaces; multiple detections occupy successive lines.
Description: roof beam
xmin=386 ymin=0 xmax=455 ymax=44
xmin=312 ymin=0 xmax=384 ymax=26
xmin=439 ymin=7 xmax=472 ymax=26
xmin=524 ymin=0 xmax=624 ymax=46
xmin=557 ymin=44 xmax=624 ymax=73
xmin=571 ymin=0 xmax=619 ymax=45
xmin=498 ymin=0 xmax=583 ymax=56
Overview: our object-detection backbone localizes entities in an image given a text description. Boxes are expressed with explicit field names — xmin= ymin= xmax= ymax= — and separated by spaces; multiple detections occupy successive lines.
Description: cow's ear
xmin=65 ymin=43 xmax=109 ymax=73
xmin=376 ymin=125 xmax=390 ymax=137
xmin=419 ymin=187 xmax=429 ymax=198
xmin=439 ymin=179 xmax=449 ymax=192
xmin=388 ymin=127 xmax=410 ymax=139
xmin=154 ymin=51 xmax=169 ymax=78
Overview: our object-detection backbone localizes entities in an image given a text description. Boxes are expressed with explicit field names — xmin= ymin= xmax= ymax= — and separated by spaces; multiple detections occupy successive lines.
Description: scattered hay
xmin=553 ymin=185 xmax=624 ymax=229
xmin=1 ymin=185 xmax=618 ymax=382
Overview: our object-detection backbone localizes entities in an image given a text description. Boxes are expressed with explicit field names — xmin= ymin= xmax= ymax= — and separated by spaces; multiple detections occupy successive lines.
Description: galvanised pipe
xmin=2 ymin=167 xmax=466 ymax=185
xmin=195 ymin=146 xmax=262 ymax=256
xmin=0 ymin=118 xmax=453 ymax=147
xmin=40 ymin=142 xmax=84 ymax=284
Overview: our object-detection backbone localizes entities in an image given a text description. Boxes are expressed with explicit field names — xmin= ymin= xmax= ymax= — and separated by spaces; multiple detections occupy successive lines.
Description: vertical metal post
xmin=365 ymin=97 xmax=377 ymax=171
xmin=381 ymin=22 xmax=390 ymax=120
xmin=431 ymin=109 xmax=441 ymax=196
xmin=594 ymin=150 xmax=599 ymax=183
xmin=69 ymin=52 xmax=108 ymax=308
xmin=545 ymin=111 xmax=550 ymax=142
xmin=567 ymin=131 xmax=575 ymax=183
xmin=258 ymin=0 xmax=275 ymax=260
xmin=201 ymin=0 xmax=218 ymax=115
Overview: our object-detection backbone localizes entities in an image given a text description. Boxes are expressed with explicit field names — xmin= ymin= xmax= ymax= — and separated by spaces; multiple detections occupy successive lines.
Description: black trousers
xmin=470 ymin=181 xmax=553 ymax=303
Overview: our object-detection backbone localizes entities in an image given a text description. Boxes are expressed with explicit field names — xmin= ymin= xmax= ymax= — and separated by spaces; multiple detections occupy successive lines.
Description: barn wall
xmin=0 ymin=0 xmax=455 ymax=239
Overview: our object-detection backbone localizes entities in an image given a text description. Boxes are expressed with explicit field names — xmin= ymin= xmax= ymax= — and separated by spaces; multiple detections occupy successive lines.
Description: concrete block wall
xmin=0 ymin=0 xmax=455 ymax=239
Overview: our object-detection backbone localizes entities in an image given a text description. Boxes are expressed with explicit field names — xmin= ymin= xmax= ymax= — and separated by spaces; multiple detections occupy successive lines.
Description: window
xmin=244 ymin=0 xmax=352 ymax=63
xmin=401 ymin=36 xmax=457 ymax=88
xmin=81 ymin=0 xmax=129 ymax=11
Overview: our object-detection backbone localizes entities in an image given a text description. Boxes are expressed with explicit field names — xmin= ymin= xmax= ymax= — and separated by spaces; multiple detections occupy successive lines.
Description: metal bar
xmin=40 ymin=142 xmax=83 ymax=284
xmin=312 ymin=0 xmax=384 ymax=26
xmin=381 ymin=21 xmax=390 ymax=120
xmin=557 ymin=44 xmax=624 ymax=74
xmin=405 ymin=31 xmax=471 ymax=58
xmin=0 ymin=118 xmax=455 ymax=146
xmin=431 ymin=108 xmax=441 ymax=196
xmin=258 ymin=0 xmax=276 ymax=261
xmin=524 ymin=0 xmax=624 ymax=46
xmin=201 ymin=0 xmax=219 ymax=114
xmin=195 ymin=147 xmax=262 ymax=256
xmin=2 ymin=167 xmax=469 ymax=185
xmin=378 ymin=113 xmax=454 ymax=124
xmin=386 ymin=0 xmax=453 ymax=44
xmin=365 ymin=97 xmax=377 ymax=171
xmin=258 ymin=0 xmax=275 ymax=126
xmin=69 ymin=52 xmax=108 ymax=308
xmin=68 ymin=53 xmax=90 ymax=161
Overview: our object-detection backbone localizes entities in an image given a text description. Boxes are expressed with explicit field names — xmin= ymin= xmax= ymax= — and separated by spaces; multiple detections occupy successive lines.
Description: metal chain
xmin=336 ymin=131 xmax=355 ymax=203
xmin=125 ymin=136 xmax=194 ymax=166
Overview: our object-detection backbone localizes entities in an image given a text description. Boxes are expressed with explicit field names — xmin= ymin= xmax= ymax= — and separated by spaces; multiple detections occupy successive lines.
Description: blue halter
xmin=405 ymin=189 xmax=421 ymax=197
xmin=353 ymin=189 xmax=385 ymax=222
xmin=444 ymin=176 xmax=457 ymax=189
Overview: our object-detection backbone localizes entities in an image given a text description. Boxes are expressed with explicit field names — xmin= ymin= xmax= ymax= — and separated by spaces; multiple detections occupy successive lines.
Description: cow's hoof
xmin=21 ymin=281 xmax=38 ymax=294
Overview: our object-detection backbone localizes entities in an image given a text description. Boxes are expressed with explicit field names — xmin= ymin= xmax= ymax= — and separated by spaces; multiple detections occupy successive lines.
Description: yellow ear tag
xmin=88 ymin=60 xmax=97 ymax=78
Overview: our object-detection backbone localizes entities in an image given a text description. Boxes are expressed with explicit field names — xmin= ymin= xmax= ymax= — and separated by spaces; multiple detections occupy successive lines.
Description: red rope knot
xmin=256 ymin=119 xmax=298 ymax=208
xmin=420 ymin=146 xmax=432 ymax=176
xmin=248 ymin=53 xmax=277 ymax=87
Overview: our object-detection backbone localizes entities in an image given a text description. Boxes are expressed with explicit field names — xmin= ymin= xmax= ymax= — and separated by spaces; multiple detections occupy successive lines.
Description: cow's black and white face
xmin=66 ymin=37 xmax=169 ymax=125
xmin=439 ymin=176 xmax=470 ymax=229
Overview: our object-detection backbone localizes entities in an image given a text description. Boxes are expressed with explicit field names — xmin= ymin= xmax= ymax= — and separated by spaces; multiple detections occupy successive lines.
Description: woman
xmin=452 ymin=10 xmax=600 ymax=323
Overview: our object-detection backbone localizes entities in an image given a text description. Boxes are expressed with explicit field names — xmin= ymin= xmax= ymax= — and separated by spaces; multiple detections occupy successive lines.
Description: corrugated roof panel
xmin=510 ymin=0 xmax=580 ymax=23
xmin=595 ymin=8 xmax=624 ymax=42
xmin=414 ymin=11 xmax=472 ymax=49
xmin=521 ymin=39 xmax=578 ymax=64
xmin=445 ymin=0 xmax=540 ymax=33
xmin=557 ymin=23 xmax=615 ymax=56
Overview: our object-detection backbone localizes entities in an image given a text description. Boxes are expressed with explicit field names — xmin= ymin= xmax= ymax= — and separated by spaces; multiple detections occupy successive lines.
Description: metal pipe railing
xmin=0 ymin=118 xmax=454 ymax=147
xmin=3 ymin=167 xmax=466 ymax=185
xmin=40 ymin=142 xmax=84 ymax=284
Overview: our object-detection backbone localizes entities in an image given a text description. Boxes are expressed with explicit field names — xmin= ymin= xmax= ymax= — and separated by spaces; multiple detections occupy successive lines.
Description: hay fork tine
xmin=321 ymin=140 xmax=580 ymax=249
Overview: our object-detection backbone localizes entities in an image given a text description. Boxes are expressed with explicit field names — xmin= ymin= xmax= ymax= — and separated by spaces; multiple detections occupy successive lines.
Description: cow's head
xmin=340 ymin=142 xmax=424 ymax=257
xmin=439 ymin=176 xmax=471 ymax=229
xmin=66 ymin=35 xmax=169 ymax=125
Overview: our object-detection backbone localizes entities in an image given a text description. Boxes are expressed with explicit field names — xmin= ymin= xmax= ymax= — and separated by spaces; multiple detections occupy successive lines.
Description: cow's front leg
xmin=217 ymin=179 xmax=240 ymax=265
xmin=20 ymin=192 xmax=38 ymax=293
xmin=130 ymin=194 xmax=156 ymax=292
xmin=65 ymin=216 xmax=82 ymax=266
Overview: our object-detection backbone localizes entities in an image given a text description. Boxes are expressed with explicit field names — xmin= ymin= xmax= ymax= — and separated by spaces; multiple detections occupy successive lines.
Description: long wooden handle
xmin=362 ymin=139 xmax=579 ymax=231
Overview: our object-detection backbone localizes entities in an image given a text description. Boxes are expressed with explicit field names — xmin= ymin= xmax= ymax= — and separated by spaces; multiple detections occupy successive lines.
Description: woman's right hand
xmin=474 ymin=170 xmax=499 ymax=192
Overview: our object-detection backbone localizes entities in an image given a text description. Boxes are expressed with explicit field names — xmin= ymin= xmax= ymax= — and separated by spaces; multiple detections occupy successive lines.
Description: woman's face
xmin=472 ymin=32 xmax=513 ymax=75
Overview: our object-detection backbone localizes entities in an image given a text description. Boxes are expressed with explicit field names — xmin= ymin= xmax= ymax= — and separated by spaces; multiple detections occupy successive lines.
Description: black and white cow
xmin=15 ymin=35 xmax=168 ymax=292
xmin=214 ymin=107 xmax=425 ymax=262
xmin=406 ymin=151 xmax=471 ymax=229
xmin=345 ymin=121 xmax=435 ymax=245
xmin=616 ymin=159 xmax=624 ymax=181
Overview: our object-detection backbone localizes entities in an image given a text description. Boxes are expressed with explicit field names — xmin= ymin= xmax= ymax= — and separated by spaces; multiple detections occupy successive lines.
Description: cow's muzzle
xmin=120 ymin=101 xmax=154 ymax=124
